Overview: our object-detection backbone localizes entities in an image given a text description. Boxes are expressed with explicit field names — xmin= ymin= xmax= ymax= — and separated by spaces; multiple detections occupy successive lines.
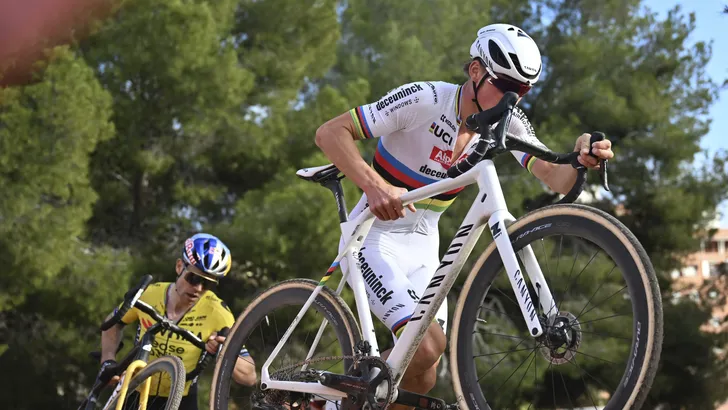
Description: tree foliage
xmin=1 ymin=0 xmax=727 ymax=408
xmin=0 ymin=46 xmax=115 ymax=311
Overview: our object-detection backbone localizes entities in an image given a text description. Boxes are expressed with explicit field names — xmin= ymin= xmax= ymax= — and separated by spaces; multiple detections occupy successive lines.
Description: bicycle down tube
xmin=260 ymin=156 xmax=560 ymax=396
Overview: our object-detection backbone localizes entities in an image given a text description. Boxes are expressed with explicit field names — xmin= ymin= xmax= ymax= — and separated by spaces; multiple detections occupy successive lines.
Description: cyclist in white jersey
xmin=314 ymin=23 xmax=614 ymax=407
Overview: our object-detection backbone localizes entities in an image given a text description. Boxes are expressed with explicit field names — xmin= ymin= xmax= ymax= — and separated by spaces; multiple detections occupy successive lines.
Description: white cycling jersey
xmin=340 ymin=80 xmax=543 ymax=339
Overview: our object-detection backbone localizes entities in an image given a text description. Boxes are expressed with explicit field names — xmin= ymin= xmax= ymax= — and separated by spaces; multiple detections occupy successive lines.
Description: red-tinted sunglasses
xmin=487 ymin=74 xmax=532 ymax=98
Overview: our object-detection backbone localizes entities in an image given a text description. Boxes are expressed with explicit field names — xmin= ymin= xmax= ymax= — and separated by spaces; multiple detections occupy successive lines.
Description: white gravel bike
xmin=211 ymin=92 xmax=663 ymax=410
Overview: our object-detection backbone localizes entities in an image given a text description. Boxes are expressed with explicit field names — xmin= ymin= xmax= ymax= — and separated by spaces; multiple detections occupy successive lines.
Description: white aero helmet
xmin=469 ymin=23 xmax=542 ymax=86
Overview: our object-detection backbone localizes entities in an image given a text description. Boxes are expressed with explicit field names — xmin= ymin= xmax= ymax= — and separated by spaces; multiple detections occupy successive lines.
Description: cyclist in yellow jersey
xmin=98 ymin=233 xmax=256 ymax=410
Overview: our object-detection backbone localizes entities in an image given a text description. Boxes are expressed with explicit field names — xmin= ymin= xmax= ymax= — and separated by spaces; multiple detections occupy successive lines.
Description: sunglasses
xmin=487 ymin=74 xmax=532 ymax=98
xmin=183 ymin=268 xmax=217 ymax=289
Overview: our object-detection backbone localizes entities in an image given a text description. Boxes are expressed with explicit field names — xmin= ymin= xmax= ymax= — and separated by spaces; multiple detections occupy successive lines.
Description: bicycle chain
xmin=269 ymin=354 xmax=356 ymax=380
xmin=268 ymin=354 xmax=395 ymax=410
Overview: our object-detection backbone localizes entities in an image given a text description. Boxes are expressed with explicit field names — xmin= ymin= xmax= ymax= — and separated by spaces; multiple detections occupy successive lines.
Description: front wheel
xmin=105 ymin=356 xmax=186 ymax=410
xmin=451 ymin=204 xmax=663 ymax=410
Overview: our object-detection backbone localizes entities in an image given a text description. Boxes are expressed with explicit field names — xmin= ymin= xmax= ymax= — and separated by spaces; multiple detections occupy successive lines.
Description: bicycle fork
xmin=488 ymin=210 xmax=559 ymax=337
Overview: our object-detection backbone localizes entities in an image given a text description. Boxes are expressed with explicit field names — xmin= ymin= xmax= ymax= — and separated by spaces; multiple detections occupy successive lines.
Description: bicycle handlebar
xmin=446 ymin=92 xmax=520 ymax=178
xmin=98 ymin=275 xmax=225 ymax=381
xmin=447 ymin=91 xmax=610 ymax=203
xmin=134 ymin=300 xmax=207 ymax=350
xmin=100 ymin=275 xmax=153 ymax=331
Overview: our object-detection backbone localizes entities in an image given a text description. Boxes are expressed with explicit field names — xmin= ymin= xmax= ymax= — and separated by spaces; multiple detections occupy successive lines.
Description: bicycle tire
xmin=105 ymin=355 xmax=186 ymax=410
xmin=451 ymin=204 xmax=663 ymax=410
xmin=210 ymin=278 xmax=363 ymax=410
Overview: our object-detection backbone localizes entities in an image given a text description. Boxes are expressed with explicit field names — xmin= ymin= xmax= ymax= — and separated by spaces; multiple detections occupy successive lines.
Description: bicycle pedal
xmin=394 ymin=388 xmax=446 ymax=410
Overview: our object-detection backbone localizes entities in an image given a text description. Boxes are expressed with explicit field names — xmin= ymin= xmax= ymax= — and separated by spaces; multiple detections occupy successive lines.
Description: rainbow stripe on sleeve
xmin=349 ymin=106 xmax=374 ymax=140
xmin=520 ymin=153 xmax=538 ymax=174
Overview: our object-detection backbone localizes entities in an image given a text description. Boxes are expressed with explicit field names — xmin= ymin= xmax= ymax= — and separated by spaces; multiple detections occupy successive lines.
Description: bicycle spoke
xmin=512 ymin=344 xmax=540 ymax=400
xmin=540 ymin=239 xmax=552 ymax=278
xmin=473 ymin=346 xmax=538 ymax=358
xmin=575 ymin=263 xmax=618 ymax=319
xmin=526 ymin=343 xmax=538 ymax=410
xmin=557 ymin=243 xmax=581 ymax=313
xmin=558 ymin=368 xmax=575 ymax=409
xmin=477 ymin=305 xmax=523 ymax=324
xmin=572 ymin=348 xmax=619 ymax=365
xmin=576 ymin=329 xmax=631 ymax=341
xmin=571 ymin=353 xmax=600 ymax=409
xmin=574 ymin=312 xmax=629 ymax=326
xmin=472 ymin=331 xmax=529 ymax=342
xmin=494 ymin=287 xmax=520 ymax=311
xmin=477 ymin=337 xmax=530 ymax=383
xmin=548 ymin=360 xmax=556 ymax=409
xmin=571 ymin=248 xmax=601 ymax=287
xmin=575 ymin=285 xmax=628 ymax=321
xmin=554 ymin=234 xmax=564 ymax=276
xmin=495 ymin=344 xmax=539 ymax=392
xmin=273 ymin=311 xmax=280 ymax=345
xmin=566 ymin=354 xmax=614 ymax=393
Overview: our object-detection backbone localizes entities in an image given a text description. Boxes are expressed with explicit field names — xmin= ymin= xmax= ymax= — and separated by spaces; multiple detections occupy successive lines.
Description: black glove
xmin=96 ymin=359 xmax=118 ymax=385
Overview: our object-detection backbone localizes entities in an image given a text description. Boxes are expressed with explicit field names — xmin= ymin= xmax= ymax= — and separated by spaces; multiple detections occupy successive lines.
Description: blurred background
xmin=1 ymin=0 xmax=727 ymax=409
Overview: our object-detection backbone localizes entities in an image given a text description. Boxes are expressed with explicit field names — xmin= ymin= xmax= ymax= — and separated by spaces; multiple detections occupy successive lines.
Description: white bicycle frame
xmin=260 ymin=157 xmax=560 ymax=401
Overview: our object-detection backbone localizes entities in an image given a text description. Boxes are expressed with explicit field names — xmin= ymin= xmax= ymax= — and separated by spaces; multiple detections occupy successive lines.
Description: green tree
xmin=80 ymin=0 xmax=254 ymax=253
xmin=0 ymin=46 xmax=115 ymax=311
xmin=0 ymin=246 xmax=135 ymax=410
xmin=79 ymin=0 xmax=343 ymax=276
xmin=0 ymin=45 xmax=136 ymax=409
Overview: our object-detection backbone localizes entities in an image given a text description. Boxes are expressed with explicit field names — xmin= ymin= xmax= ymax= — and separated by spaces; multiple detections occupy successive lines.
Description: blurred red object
xmin=0 ymin=0 xmax=116 ymax=86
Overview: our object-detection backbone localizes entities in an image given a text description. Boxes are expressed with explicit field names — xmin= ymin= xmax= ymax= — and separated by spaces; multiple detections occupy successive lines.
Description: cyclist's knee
xmin=414 ymin=322 xmax=446 ymax=366
xmin=420 ymin=363 xmax=438 ymax=391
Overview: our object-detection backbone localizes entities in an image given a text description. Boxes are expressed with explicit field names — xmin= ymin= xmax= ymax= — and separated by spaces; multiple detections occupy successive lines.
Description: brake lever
xmin=589 ymin=132 xmax=610 ymax=191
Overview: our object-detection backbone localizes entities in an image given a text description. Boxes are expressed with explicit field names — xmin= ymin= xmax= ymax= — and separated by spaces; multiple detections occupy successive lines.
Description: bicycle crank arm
xmin=319 ymin=372 xmax=369 ymax=395
xmin=394 ymin=389 xmax=447 ymax=410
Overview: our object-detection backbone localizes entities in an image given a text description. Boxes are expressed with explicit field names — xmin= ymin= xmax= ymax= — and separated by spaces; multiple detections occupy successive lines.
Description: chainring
xmin=353 ymin=356 xmax=394 ymax=410
xmin=258 ymin=354 xmax=395 ymax=410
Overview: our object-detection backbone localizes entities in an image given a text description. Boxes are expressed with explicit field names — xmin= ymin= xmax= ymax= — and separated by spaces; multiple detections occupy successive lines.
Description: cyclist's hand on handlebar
xmin=206 ymin=332 xmax=227 ymax=354
xmin=574 ymin=133 xmax=613 ymax=169
xmin=96 ymin=359 xmax=121 ymax=386
xmin=364 ymin=183 xmax=416 ymax=221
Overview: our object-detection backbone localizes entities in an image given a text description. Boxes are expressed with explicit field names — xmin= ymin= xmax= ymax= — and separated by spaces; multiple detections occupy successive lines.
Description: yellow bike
xmin=78 ymin=275 xmax=218 ymax=410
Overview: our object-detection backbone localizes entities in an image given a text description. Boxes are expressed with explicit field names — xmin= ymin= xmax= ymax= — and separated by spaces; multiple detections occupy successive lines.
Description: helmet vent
xmin=509 ymin=53 xmax=540 ymax=80
xmin=488 ymin=40 xmax=511 ymax=70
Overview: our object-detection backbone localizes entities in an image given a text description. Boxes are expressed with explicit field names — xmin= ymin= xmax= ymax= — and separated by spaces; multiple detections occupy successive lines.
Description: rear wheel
xmin=211 ymin=279 xmax=363 ymax=410
xmin=451 ymin=204 xmax=663 ymax=409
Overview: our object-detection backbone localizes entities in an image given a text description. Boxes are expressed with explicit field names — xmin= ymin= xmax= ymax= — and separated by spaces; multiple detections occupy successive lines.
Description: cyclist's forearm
xmin=315 ymin=117 xmax=386 ymax=191
xmin=232 ymin=356 xmax=256 ymax=386
xmin=100 ymin=323 xmax=124 ymax=363
xmin=531 ymin=160 xmax=578 ymax=195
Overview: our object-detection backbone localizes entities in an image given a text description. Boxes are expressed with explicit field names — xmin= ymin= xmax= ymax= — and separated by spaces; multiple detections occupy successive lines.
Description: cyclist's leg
xmin=389 ymin=253 xmax=448 ymax=399
xmin=340 ymin=229 xmax=420 ymax=336
xmin=340 ymin=227 xmax=445 ymax=395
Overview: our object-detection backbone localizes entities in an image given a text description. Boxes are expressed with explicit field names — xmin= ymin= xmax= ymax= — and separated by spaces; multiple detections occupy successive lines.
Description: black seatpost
xmin=321 ymin=177 xmax=348 ymax=223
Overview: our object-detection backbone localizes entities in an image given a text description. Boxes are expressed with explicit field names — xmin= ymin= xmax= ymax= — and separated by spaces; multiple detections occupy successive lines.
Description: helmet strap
xmin=471 ymin=74 xmax=488 ymax=112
